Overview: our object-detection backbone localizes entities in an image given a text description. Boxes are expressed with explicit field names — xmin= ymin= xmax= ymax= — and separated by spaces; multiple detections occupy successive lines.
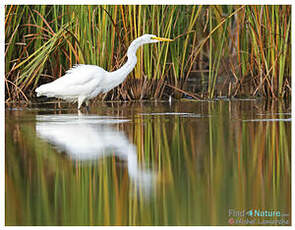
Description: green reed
xmin=240 ymin=6 xmax=291 ymax=98
xmin=5 ymin=5 xmax=291 ymax=102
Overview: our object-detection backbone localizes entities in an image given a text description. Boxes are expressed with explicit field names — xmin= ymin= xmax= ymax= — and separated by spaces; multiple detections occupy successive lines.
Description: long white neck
xmin=106 ymin=38 xmax=144 ymax=90
xmin=113 ymin=38 xmax=143 ymax=75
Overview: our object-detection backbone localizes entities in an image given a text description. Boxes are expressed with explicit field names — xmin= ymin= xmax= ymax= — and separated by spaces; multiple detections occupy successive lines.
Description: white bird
xmin=35 ymin=34 xmax=173 ymax=109
xmin=36 ymin=114 xmax=157 ymax=196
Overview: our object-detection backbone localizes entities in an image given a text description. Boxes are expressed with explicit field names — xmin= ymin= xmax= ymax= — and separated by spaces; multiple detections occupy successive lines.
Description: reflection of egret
xmin=35 ymin=114 xmax=156 ymax=194
xmin=35 ymin=34 xmax=173 ymax=109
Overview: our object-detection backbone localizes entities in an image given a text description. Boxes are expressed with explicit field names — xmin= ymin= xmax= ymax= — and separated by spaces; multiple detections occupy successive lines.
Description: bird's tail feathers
xmin=35 ymin=84 xmax=55 ymax=97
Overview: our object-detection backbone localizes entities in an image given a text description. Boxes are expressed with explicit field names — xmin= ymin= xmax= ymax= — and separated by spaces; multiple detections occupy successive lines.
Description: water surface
xmin=5 ymin=100 xmax=291 ymax=225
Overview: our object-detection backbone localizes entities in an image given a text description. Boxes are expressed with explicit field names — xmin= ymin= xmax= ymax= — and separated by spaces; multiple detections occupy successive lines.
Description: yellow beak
xmin=152 ymin=36 xmax=173 ymax=42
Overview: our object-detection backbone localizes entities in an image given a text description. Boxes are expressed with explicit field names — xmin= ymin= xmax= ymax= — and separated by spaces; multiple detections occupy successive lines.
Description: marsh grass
xmin=5 ymin=5 xmax=291 ymax=102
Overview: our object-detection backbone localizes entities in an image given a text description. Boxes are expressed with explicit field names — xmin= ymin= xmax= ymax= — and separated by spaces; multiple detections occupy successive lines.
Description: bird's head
xmin=140 ymin=34 xmax=173 ymax=44
xmin=127 ymin=34 xmax=173 ymax=57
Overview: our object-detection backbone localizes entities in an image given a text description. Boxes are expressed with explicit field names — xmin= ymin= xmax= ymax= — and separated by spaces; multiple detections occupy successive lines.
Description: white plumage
xmin=36 ymin=65 xmax=105 ymax=100
xmin=35 ymin=34 xmax=172 ymax=109
xmin=36 ymin=114 xmax=157 ymax=196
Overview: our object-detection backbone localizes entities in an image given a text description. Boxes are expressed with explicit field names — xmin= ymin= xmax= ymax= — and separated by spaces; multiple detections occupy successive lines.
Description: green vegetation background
xmin=5 ymin=5 xmax=291 ymax=102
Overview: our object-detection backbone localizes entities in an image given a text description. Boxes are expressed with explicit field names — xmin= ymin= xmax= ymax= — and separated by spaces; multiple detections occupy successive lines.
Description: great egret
xmin=35 ymin=34 xmax=173 ymax=109
xmin=36 ymin=114 xmax=157 ymax=195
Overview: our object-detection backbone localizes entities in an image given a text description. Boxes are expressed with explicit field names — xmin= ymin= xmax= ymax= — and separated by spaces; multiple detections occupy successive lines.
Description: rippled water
xmin=5 ymin=100 xmax=291 ymax=226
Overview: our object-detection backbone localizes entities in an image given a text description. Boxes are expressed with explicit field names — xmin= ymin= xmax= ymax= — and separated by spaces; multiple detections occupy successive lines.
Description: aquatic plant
xmin=5 ymin=5 xmax=291 ymax=102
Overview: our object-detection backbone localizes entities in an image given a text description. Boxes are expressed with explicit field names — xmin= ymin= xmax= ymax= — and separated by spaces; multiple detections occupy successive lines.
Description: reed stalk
xmin=5 ymin=5 xmax=291 ymax=102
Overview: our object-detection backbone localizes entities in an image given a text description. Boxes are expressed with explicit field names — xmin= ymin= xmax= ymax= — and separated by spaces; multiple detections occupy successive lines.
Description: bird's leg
xmin=85 ymin=100 xmax=90 ymax=112
xmin=78 ymin=96 xmax=86 ymax=110
xmin=77 ymin=102 xmax=82 ymax=110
